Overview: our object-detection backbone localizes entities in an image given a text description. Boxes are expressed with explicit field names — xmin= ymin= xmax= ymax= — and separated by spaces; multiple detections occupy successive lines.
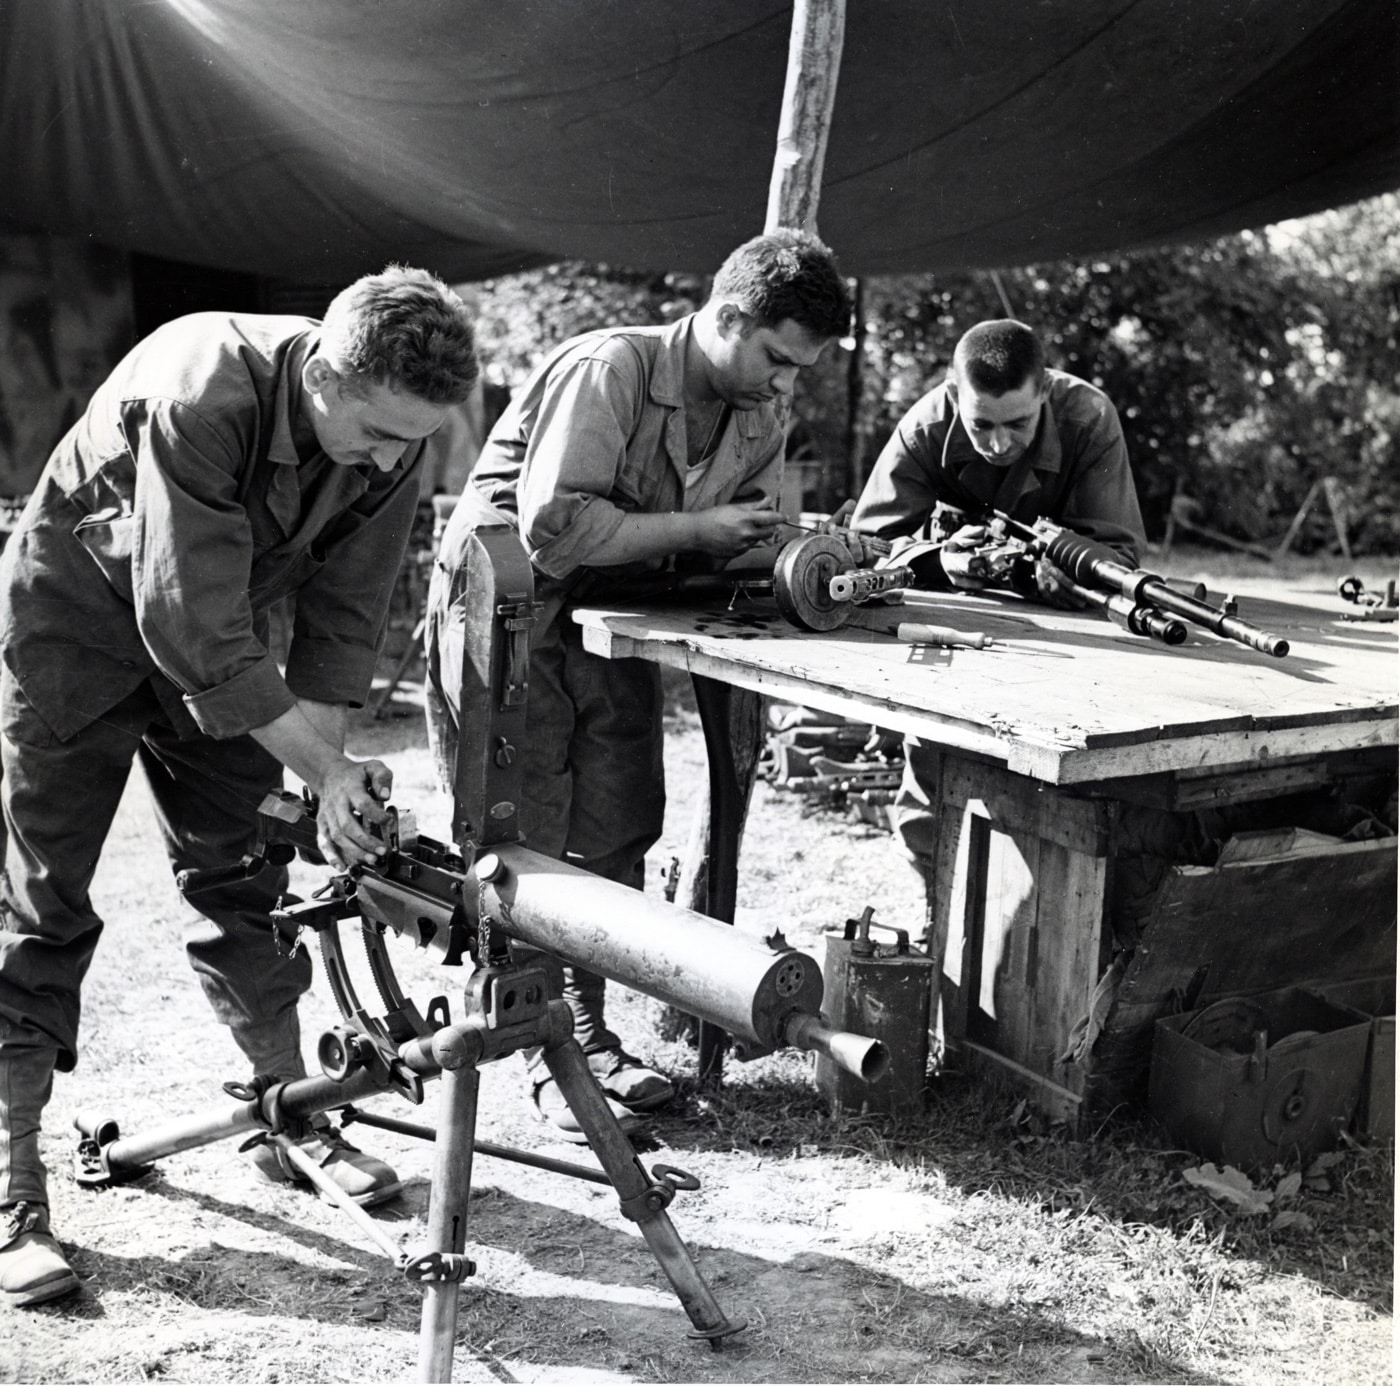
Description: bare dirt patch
xmin=1 ymin=547 xmax=1393 ymax=1384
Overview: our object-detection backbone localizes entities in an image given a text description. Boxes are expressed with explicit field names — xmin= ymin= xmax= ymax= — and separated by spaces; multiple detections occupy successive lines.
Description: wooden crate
xmin=932 ymin=754 xmax=1398 ymax=1125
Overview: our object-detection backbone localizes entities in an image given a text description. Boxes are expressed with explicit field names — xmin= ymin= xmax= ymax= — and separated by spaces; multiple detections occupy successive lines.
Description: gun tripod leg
xmin=415 ymin=1060 xmax=482 ymax=1383
xmin=72 ymin=1067 xmax=395 ymax=1185
xmin=541 ymin=1037 xmax=743 ymax=1349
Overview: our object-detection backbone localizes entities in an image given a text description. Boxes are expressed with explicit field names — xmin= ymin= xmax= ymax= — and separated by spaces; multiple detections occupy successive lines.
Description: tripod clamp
xmin=402 ymin=1249 xmax=477 ymax=1284
xmin=619 ymin=1163 xmax=702 ymax=1221
xmin=223 ymin=1074 xmax=317 ymax=1154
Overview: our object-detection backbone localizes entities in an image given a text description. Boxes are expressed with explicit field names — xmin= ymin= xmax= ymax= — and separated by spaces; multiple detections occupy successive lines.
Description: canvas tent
xmin=2 ymin=0 xmax=1396 ymax=284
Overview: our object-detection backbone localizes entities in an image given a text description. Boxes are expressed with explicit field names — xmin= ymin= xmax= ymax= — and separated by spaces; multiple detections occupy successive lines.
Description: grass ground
xmin=0 ymin=543 xmax=1392 ymax=1384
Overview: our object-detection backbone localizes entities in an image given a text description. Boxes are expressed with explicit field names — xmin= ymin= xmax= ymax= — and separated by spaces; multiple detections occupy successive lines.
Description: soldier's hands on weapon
xmin=929 ymin=520 xmax=1019 ymax=585
xmin=817 ymin=499 xmax=856 ymax=533
xmin=691 ymin=500 xmax=785 ymax=556
xmin=315 ymin=758 xmax=394 ymax=870
xmin=815 ymin=499 xmax=888 ymax=565
xmin=1032 ymin=555 xmax=1092 ymax=610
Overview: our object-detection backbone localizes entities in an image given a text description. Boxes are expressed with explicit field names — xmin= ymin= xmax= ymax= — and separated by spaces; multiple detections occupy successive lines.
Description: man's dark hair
xmin=711 ymin=230 xmax=851 ymax=339
xmin=953 ymin=319 xmax=1045 ymax=395
xmin=322 ymin=265 xmax=479 ymax=405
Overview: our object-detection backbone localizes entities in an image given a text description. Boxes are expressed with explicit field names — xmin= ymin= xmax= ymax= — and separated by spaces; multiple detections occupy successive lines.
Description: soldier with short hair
xmin=0 ymin=265 xmax=480 ymax=1305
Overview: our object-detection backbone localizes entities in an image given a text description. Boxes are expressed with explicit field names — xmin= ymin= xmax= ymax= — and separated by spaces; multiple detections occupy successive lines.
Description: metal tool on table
xmin=773 ymin=534 xmax=915 ymax=631
xmin=771 ymin=516 xmax=997 ymax=650
xmin=894 ymin=623 xmax=994 ymax=649
xmin=80 ymin=526 xmax=888 ymax=1383
xmin=1337 ymin=574 xmax=1398 ymax=622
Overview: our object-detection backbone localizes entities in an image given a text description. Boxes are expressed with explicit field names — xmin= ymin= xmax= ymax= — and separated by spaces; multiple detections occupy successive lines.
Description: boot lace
xmin=2 ymin=1201 xmax=40 ymax=1245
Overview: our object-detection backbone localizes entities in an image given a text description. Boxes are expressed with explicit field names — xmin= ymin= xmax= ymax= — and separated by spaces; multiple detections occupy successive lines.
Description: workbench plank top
xmin=571 ymin=577 xmax=1397 ymax=784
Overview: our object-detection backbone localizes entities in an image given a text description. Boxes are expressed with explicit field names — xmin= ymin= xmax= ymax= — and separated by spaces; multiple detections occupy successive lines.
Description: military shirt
xmin=0 ymin=313 xmax=425 ymax=742
xmin=852 ymin=368 xmax=1146 ymax=563
xmin=469 ymin=316 xmax=785 ymax=580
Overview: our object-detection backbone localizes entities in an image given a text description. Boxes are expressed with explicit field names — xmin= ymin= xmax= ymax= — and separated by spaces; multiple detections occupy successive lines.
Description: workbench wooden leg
xmin=933 ymin=757 xmax=1111 ymax=1124
xmin=683 ymin=675 xmax=767 ymax=1087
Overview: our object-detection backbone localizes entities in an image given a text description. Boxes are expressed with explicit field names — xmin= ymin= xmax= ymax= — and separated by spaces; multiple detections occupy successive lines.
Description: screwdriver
xmin=895 ymin=622 xmax=994 ymax=650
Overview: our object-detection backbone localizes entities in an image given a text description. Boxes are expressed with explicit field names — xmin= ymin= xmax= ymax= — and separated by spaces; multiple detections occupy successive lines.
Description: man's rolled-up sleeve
xmin=127 ymin=400 xmax=300 ymax=738
xmin=184 ymin=658 xmax=298 ymax=738
xmin=515 ymin=357 xmax=638 ymax=579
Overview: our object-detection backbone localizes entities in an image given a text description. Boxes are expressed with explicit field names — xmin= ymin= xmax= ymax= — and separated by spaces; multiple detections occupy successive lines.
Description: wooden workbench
xmin=573 ymin=581 xmax=1398 ymax=1121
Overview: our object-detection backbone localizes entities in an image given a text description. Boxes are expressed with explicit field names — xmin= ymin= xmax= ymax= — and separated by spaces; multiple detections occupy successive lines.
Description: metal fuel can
xmin=816 ymin=907 xmax=936 ymax=1115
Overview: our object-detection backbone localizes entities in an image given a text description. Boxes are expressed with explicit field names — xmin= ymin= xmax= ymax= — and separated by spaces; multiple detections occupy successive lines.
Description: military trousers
xmin=0 ymin=671 xmax=311 ymax=1072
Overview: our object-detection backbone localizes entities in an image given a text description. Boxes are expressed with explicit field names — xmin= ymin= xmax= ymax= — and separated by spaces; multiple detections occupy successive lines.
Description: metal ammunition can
xmin=816 ymin=908 xmax=936 ymax=1115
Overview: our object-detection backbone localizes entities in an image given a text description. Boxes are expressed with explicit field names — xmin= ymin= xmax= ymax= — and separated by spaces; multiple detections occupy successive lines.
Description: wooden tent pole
xmin=765 ymin=0 xmax=846 ymax=234
xmin=683 ymin=0 xmax=847 ymax=1084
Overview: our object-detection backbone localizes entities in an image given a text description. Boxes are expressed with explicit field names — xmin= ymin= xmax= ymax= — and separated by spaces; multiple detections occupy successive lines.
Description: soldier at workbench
xmin=425 ymin=231 xmax=852 ymax=1139
xmin=0 ymin=267 xmax=480 ymax=1306
xmin=850 ymin=318 xmax=1147 ymax=936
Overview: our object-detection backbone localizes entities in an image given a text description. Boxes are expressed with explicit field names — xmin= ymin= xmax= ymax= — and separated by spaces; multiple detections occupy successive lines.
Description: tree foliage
xmin=464 ymin=194 xmax=1399 ymax=553
xmin=857 ymin=193 xmax=1399 ymax=549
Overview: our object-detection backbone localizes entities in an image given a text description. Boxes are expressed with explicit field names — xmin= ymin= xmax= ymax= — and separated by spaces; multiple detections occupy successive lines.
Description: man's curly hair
xmin=322 ymin=265 xmax=479 ymax=405
xmin=711 ymin=230 xmax=852 ymax=340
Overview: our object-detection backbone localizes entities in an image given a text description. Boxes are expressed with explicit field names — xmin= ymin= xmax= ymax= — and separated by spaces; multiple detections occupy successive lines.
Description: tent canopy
xmin=3 ymin=0 xmax=1396 ymax=283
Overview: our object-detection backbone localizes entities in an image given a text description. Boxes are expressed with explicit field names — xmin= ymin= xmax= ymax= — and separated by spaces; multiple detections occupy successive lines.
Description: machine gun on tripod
xmin=70 ymin=526 xmax=887 ymax=1382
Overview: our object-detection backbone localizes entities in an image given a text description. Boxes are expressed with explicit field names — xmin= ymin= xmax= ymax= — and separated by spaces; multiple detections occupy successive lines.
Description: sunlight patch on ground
xmin=824 ymin=1187 xmax=961 ymax=1238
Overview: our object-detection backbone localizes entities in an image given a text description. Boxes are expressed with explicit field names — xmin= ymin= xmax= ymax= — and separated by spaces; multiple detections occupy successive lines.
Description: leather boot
xmin=0 ymin=1044 xmax=78 ymax=1305
xmin=587 ymin=1048 xmax=674 ymax=1112
xmin=530 ymin=1074 xmax=642 ymax=1144
xmin=229 ymin=1009 xmax=402 ymax=1207
xmin=0 ymin=1042 xmax=56 ymax=1211
xmin=0 ymin=1202 xmax=78 ymax=1307
xmin=245 ymin=1115 xmax=403 ymax=1207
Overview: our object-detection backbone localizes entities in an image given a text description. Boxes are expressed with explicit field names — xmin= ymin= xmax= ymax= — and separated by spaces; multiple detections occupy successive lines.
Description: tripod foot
xmin=72 ymin=1114 xmax=155 ymax=1188
xmin=543 ymin=1037 xmax=743 ymax=1348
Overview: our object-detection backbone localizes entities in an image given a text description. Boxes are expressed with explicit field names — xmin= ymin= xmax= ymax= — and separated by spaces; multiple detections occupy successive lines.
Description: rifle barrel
xmin=1031 ymin=521 xmax=1290 ymax=658
xmin=1062 ymin=578 xmax=1188 ymax=645
xmin=1137 ymin=580 xmax=1290 ymax=657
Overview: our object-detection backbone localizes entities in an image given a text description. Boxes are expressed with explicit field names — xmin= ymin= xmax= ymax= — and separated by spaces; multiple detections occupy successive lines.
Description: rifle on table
xmin=985 ymin=511 xmax=1290 ymax=657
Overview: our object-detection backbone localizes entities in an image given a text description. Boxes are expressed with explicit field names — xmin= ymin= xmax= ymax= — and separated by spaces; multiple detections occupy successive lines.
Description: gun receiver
xmin=773 ymin=532 xmax=914 ymax=632
xmin=247 ymin=791 xmax=886 ymax=1082
xmin=989 ymin=511 xmax=1290 ymax=657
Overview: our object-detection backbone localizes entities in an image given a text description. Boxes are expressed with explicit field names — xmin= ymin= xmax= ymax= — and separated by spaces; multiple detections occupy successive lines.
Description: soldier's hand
xmin=315 ymin=758 xmax=394 ymax=870
xmin=1033 ymin=556 xmax=1091 ymax=610
xmin=692 ymin=502 xmax=785 ymax=556
xmin=817 ymin=499 xmax=856 ymax=532
xmin=938 ymin=524 xmax=994 ymax=590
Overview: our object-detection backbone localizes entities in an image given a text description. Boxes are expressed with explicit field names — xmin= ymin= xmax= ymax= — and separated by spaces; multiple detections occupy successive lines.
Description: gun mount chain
xmin=271 ymin=902 xmax=308 ymax=959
